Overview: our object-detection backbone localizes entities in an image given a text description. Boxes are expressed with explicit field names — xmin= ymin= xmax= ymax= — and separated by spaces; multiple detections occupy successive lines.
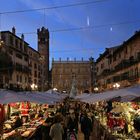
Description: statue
xmin=69 ymin=75 xmax=77 ymax=98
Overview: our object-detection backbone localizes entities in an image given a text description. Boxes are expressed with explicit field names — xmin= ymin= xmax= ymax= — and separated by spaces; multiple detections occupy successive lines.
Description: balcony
xmin=15 ymin=64 xmax=29 ymax=73
xmin=103 ymin=69 xmax=110 ymax=75
xmin=114 ymin=58 xmax=139 ymax=72
xmin=128 ymin=75 xmax=139 ymax=83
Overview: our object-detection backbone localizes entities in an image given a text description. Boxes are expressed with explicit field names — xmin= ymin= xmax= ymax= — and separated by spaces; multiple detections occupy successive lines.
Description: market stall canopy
xmin=79 ymin=85 xmax=140 ymax=103
xmin=74 ymin=93 xmax=91 ymax=100
xmin=19 ymin=91 xmax=57 ymax=104
xmin=0 ymin=89 xmax=67 ymax=104
xmin=0 ymin=89 xmax=26 ymax=104
xmin=45 ymin=89 xmax=68 ymax=99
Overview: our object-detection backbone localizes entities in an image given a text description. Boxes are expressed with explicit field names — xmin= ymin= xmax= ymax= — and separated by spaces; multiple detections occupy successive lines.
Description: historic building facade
xmin=96 ymin=31 xmax=140 ymax=91
xmin=52 ymin=58 xmax=95 ymax=94
xmin=0 ymin=27 xmax=50 ymax=91
xmin=28 ymin=47 xmax=40 ymax=90
xmin=0 ymin=27 xmax=29 ymax=90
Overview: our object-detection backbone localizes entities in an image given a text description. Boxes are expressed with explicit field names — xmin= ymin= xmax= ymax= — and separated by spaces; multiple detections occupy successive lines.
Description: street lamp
xmin=53 ymin=87 xmax=57 ymax=91
xmin=94 ymin=87 xmax=99 ymax=93
xmin=113 ymin=83 xmax=120 ymax=89
xmin=31 ymin=83 xmax=38 ymax=91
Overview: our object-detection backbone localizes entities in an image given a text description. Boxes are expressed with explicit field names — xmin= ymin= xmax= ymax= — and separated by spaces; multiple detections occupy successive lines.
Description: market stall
xmin=0 ymin=89 xmax=67 ymax=140
xmin=76 ymin=85 xmax=140 ymax=139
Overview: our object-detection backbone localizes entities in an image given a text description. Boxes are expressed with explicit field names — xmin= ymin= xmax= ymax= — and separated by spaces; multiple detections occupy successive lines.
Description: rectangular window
xmin=34 ymin=71 xmax=37 ymax=77
xmin=20 ymin=43 xmax=23 ymax=51
xmin=137 ymin=52 xmax=140 ymax=60
xmin=15 ymin=39 xmax=18 ymax=48
xmin=125 ymin=46 xmax=127 ymax=54
xmin=24 ymin=56 xmax=28 ymax=61
xmin=34 ymin=79 xmax=37 ymax=84
xmin=40 ymin=38 xmax=45 ymax=43
xmin=9 ymin=49 xmax=13 ymax=55
xmin=16 ymin=53 xmax=22 ymax=59
xmin=101 ymin=63 xmax=104 ymax=69
xmin=17 ymin=75 xmax=19 ymax=82
xmin=10 ymin=36 xmax=14 ymax=45
xmin=34 ymin=63 xmax=37 ymax=69
xmin=25 ymin=77 xmax=27 ymax=83
xmin=20 ymin=76 xmax=22 ymax=82
xmin=113 ymin=56 xmax=116 ymax=61
xmin=1 ymin=34 xmax=6 ymax=42
xmin=24 ymin=45 xmax=27 ymax=53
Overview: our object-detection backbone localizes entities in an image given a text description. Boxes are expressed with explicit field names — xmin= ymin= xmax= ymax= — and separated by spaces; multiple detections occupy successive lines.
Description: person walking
xmin=41 ymin=117 xmax=52 ymax=140
xmin=49 ymin=114 xmax=64 ymax=140
xmin=81 ymin=112 xmax=92 ymax=140
xmin=67 ymin=112 xmax=78 ymax=140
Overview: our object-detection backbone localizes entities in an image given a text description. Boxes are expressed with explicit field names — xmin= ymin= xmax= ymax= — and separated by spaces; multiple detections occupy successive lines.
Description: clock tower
xmin=37 ymin=27 xmax=49 ymax=91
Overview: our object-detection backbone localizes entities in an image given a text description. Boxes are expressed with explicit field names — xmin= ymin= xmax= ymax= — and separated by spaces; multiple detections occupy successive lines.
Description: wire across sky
xmin=0 ymin=0 xmax=139 ymax=60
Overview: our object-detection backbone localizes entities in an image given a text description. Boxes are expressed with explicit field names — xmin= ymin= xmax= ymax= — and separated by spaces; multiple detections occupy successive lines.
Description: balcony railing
xmin=15 ymin=64 xmax=29 ymax=73
xmin=98 ymin=58 xmax=140 ymax=78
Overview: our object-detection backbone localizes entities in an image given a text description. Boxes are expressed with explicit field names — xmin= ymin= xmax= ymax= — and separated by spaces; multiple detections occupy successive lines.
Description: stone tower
xmin=37 ymin=27 xmax=49 ymax=91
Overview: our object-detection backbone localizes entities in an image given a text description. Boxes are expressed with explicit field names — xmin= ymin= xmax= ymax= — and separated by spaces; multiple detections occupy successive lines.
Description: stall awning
xmin=78 ymin=85 xmax=140 ymax=103
xmin=0 ymin=89 xmax=67 ymax=104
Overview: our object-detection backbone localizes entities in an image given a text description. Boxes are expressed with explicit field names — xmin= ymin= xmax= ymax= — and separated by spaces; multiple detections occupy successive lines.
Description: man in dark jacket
xmin=81 ymin=113 xmax=92 ymax=140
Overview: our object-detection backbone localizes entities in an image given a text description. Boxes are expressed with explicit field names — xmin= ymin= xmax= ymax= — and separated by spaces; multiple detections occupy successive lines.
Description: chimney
xmin=21 ymin=34 xmax=24 ymax=40
xmin=81 ymin=57 xmax=83 ymax=61
xmin=74 ymin=58 xmax=76 ymax=61
xmin=67 ymin=57 xmax=69 ymax=61
xmin=59 ymin=58 xmax=61 ymax=62
xmin=12 ymin=27 xmax=16 ymax=35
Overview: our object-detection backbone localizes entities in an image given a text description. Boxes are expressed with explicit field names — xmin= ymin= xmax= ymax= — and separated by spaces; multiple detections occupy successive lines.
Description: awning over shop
xmin=0 ymin=89 xmax=67 ymax=104
xmin=77 ymin=85 xmax=140 ymax=103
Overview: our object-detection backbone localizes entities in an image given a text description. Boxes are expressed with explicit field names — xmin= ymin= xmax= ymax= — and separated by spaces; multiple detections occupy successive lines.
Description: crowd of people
xmin=33 ymin=100 xmax=94 ymax=140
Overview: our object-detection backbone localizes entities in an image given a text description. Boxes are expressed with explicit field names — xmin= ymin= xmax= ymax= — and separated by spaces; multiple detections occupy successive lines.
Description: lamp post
xmin=113 ymin=83 xmax=120 ymax=89
xmin=94 ymin=87 xmax=99 ymax=93
xmin=31 ymin=83 xmax=38 ymax=91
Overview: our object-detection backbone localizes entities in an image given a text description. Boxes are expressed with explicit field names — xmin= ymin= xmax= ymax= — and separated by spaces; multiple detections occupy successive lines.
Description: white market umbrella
xmin=0 ymin=90 xmax=26 ymax=104
xmin=80 ymin=85 xmax=140 ymax=103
